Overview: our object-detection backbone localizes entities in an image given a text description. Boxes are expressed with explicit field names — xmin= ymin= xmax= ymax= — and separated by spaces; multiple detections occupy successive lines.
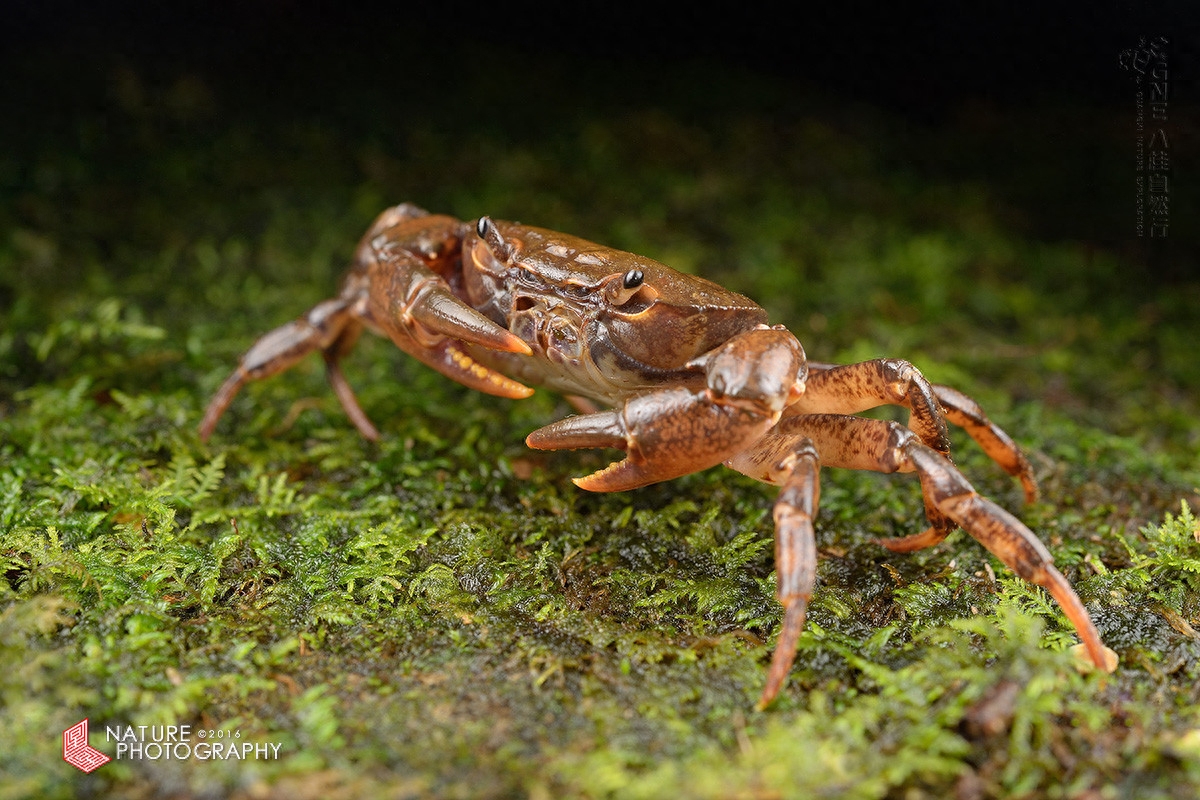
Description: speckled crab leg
xmin=872 ymin=380 xmax=1041 ymax=554
xmin=927 ymin=382 xmax=1039 ymax=502
xmin=803 ymin=361 xmax=1039 ymax=503
xmin=790 ymin=360 xmax=952 ymax=453
xmin=794 ymin=360 xmax=1039 ymax=552
xmin=786 ymin=359 xmax=958 ymax=549
xmin=731 ymin=413 xmax=1115 ymax=705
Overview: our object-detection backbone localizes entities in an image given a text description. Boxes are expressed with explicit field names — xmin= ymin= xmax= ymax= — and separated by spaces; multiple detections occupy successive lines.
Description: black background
xmin=3 ymin=1 xmax=1197 ymax=277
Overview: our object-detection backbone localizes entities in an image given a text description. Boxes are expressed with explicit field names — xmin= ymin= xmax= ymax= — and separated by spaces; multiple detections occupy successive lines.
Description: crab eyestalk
xmin=604 ymin=269 xmax=648 ymax=306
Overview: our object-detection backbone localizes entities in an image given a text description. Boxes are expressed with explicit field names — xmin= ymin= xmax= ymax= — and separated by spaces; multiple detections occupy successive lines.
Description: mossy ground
xmin=2 ymin=47 xmax=1199 ymax=800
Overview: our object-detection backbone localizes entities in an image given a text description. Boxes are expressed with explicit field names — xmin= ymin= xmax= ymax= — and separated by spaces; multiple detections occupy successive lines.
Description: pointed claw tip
xmin=573 ymin=461 xmax=639 ymax=493
xmin=758 ymin=597 xmax=809 ymax=710
xmin=572 ymin=462 xmax=627 ymax=492
xmin=198 ymin=407 xmax=223 ymax=443
xmin=506 ymin=335 xmax=534 ymax=356
xmin=441 ymin=342 xmax=534 ymax=399
xmin=875 ymin=536 xmax=911 ymax=553
xmin=757 ymin=667 xmax=786 ymax=710
xmin=874 ymin=527 xmax=948 ymax=553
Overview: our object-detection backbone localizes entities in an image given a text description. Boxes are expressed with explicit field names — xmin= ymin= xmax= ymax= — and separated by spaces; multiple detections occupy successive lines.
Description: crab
xmin=199 ymin=203 xmax=1117 ymax=707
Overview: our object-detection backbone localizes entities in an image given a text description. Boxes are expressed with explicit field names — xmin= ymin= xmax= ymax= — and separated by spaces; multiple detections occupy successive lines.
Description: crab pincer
xmin=526 ymin=327 xmax=806 ymax=491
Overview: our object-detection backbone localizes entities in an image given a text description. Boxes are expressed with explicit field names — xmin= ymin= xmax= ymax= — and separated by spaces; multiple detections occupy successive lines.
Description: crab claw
xmin=527 ymin=387 xmax=780 ymax=492
xmin=366 ymin=241 xmax=534 ymax=399
xmin=400 ymin=277 xmax=531 ymax=357
xmin=528 ymin=327 xmax=806 ymax=492
xmin=370 ymin=239 xmax=530 ymax=357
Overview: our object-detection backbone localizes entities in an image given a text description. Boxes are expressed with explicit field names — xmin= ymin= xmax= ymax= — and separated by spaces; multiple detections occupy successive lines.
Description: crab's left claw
xmin=526 ymin=387 xmax=779 ymax=491
xmin=366 ymin=236 xmax=534 ymax=400
xmin=526 ymin=327 xmax=806 ymax=491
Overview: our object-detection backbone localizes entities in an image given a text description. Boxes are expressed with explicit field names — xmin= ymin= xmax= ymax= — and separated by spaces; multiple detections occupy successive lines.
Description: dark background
xmin=3 ymin=2 xmax=1197 ymax=285
xmin=4 ymin=1 xmax=1193 ymax=112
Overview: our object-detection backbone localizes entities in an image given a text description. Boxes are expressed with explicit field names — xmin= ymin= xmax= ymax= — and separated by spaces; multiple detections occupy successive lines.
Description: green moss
xmin=2 ymin=59 xmax=1199 ymax=799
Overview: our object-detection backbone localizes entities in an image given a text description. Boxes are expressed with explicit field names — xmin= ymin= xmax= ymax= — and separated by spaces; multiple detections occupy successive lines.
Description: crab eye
xmin=605 ymin=269 xmax=654 ymax=308
xmin=473 ymin=215 xmax=513 ymax=262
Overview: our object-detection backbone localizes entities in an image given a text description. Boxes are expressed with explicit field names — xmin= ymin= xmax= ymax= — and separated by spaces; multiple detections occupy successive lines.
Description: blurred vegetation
xmin=1 ymin=51 xmax=1198 ymax=799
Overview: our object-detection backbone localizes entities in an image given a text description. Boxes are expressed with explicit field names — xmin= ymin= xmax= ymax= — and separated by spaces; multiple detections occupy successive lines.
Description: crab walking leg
xmin=805 ymin=361 xmax=1039 ymax=503
xmin=747 ymin=413 xmax=1114 ymax=673
xmin=727 ymin=436 xmax=824 ymax=707
xmin=905 ymin=439 xmax=1114 ymax=670
xmin=867 ymin=379 xmax=1038 ymax=552
xmin=758 ymin=440 xmax=820 ymax=709
xmin=322 ymin=324 xmax=379 ymax=441
xmin=932 ymin=383 xmax=1038 ymax=503
xmin=791 ymin=359 xmax=952 ymax=455
xmin=199 ymin=296 xmax=366 ymax=441
xmin=529 ymin=401 xmax=820 ymax=708
xmin=790 ymin=359 xmax=959 ymax=543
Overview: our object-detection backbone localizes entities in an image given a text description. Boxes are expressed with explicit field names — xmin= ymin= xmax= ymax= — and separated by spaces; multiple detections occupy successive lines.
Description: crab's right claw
xmin=368 ymin=223 xmax=530 ymax=356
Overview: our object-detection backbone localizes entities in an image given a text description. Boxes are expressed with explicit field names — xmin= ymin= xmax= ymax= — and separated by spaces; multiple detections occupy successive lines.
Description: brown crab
xmin=199 ymin=203 xmax=1117 ymax=707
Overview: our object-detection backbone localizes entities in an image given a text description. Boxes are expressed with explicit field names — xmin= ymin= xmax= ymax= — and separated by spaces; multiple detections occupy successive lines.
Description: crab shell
xmin=460 ymin=220 xmax=784 ymax=404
